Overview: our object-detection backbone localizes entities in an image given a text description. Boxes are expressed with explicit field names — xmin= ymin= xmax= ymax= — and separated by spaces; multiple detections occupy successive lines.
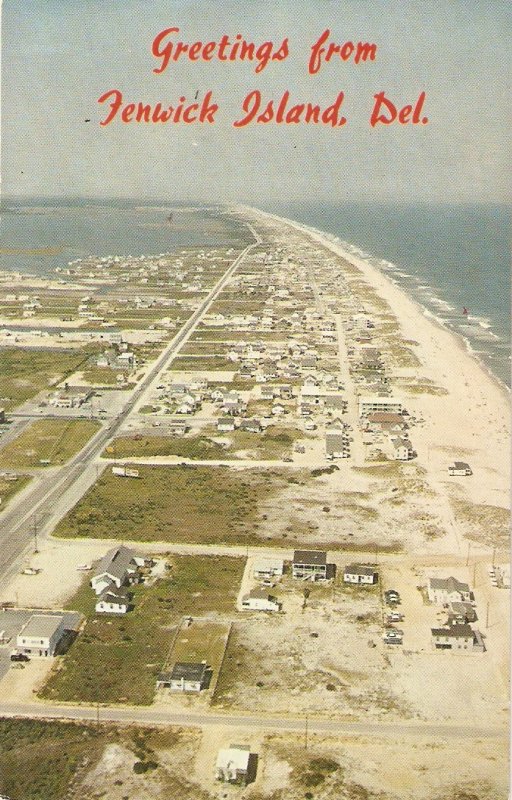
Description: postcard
xmin=0 ymin=2 xmax=509 ymax=798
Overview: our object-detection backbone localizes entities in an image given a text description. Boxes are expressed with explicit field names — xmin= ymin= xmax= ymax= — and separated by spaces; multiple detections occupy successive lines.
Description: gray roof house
xmin=90 ymin=546 xmax=148 ymax=595
xmin=428 ymin=576 xmax=471 ymax=605
xmin=157 ymin=661 xmax=211 ymax=692
xmin=292 ymin=550 xmax=327 ymax=580
xmin=343 ymin=564 xmax=378 ymax=585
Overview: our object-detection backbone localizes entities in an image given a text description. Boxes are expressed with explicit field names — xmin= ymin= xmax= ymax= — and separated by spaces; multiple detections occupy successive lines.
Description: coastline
xmin=243 ymin=205 xmax=510 ymax=399
xmin=240 ymin=205 xmax=510 ymax=512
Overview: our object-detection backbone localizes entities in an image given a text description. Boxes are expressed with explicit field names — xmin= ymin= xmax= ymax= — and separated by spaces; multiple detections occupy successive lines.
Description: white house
xmin=391 ymin=437 xmax=414 ymax=461
xmin=95 ymin=587 xmax=130 ymax=614
xmin=241 ymin=588 xmax=280 ymax=612
xmin=217 ymin=417 xmax=236 ymax=432
xmin=428 ymin=576 xmax=471 ymax=605
xmin=16 ymin=614 xmax=66 ymax=658
xmin=216 ymin=745 xmax=251 ymax=785
xmin=90 ymin=546 xmax=147 ymax=595
xmin=157 ymin=661 xmax=210 ymax=692
xmin=343 ymin=564 xmax=378 ymax=585
xmin=252 ymin=558 xmax=284 ymax=579
xmin=358 ymin=396 xmax=403 ymax=416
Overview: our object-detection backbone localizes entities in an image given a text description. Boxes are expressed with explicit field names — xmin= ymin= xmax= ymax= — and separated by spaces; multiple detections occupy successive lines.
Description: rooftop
xmin=293 ymin=550 xmax=327 ymax=566
xmin=429 ymin=576 xmax=470 ymax=594
xmin=344 ymin=564 xmax=377 ymax=576
xmin=431 ymin=624 xmax=475 ymax=639
xmin=170 ymin=661 xmax=209 ymax=682
xmin=18 ymin=614 xmax=64 ymax=639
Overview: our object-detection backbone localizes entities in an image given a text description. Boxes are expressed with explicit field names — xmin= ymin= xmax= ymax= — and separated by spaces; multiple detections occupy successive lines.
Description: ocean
xmin=0 ymin=198 xmax=509 ymax=387
xmin=267 ymin=202 xmax=511 ymax=388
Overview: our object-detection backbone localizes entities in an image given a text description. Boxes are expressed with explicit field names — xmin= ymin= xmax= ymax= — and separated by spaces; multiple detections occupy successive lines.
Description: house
xmin=271 ymin=403 xmax=285 ymax=416
xmin=431 ymin=624 xmax=484 ymax=652
xmin=242 ymin=588 xmax=280 ymax=612
xmin=216 ymin=745 xmax=251 ymax=785
xmin=90 ymin=546 xmax=147 ymax=595
xmin=428 ymin=576 xmax=471 ymax=605
xmin=168 ymin=419 xmax=189 ymax=436
xmin=217 ymin=417 xmax=236 ymax=432
xmin=158 ymin=661 xmax=211 ymax=692
xmin=448 ymin=601 xmax=477 ymax=624
xmin=325 ymin=432 xmax=348 ymax=459
xmin=292 ymin=550 xmax=327 ymax=580
xmin=239 ymin=418 xmax=262 ymax=433
xmin=343 ymin=564 xmax=378 ymax=585
xmin=261 ymin=387 xmax=276 ymax=401
xmin=16 ymin=614 xmax=66 ymax=657
xmin=365 ymin=412 xmax=406 ymax=433
xmin=252 ymin=558 xmax=284 ymax=579
xmin=448 ymin=462 xmax=472 ymax=476
xmin=358 ymin=396 xmax=402 ymax=416
xmin=391 ymin=437 xmax=414 ymax=461
xmin=95 ymin=586 xmax=130 ymax=614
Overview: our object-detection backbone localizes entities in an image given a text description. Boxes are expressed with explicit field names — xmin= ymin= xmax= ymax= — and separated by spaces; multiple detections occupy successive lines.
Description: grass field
xmin=54 ymin=464 xmax=287 ymax=544
xmin=0 ymin=347 xmax=97 ymax=410
xmin=0 ymin=718 xmax=110 ymax=800
xmin=103 ymin=426 xmax=300 ymax=461
xmin=0 ymin=419 xmax=100 ymax=468
xmin=0 ymin=719 xmax=206 ymax=800
xmin=168 ymin=355 xmax=233 ymax=371
xmin=0 ymin=473 xmax=31 ymax=507
xmin=40 ymin=555 xmax=244 ymax=705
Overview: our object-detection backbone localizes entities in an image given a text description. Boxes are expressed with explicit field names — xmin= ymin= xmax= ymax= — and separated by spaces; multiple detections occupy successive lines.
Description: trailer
xmin=112 ymin=465 xmax=140 ymax=478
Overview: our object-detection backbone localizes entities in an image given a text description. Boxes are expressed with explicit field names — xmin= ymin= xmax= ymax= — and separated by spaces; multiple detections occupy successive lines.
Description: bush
xmin=133 ymin=760 xmax=158 ymax=774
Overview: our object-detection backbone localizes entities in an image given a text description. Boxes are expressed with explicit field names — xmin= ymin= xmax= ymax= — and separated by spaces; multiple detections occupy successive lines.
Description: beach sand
xmin=243 ymin=206 xmax=510 ymax=552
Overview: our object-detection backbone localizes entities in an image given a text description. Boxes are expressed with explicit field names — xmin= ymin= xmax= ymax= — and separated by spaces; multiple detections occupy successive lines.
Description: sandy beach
xmin=243 ymin=206 xmax=510 ymax=547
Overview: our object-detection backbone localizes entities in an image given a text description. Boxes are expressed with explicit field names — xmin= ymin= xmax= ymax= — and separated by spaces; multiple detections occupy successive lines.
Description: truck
xmin=112 ymin=465 xmax=140 ymax=478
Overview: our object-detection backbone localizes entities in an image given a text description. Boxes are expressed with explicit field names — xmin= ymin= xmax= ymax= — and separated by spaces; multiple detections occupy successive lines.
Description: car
xmin=387 ymin=612 xmax=403 ymax=622
xmin=10 ymin=652 xmax=30 ymax=662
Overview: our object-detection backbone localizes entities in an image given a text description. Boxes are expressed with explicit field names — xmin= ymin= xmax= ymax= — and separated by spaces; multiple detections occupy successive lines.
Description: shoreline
xmin=241 ymin=205 xmax=510 ymax=401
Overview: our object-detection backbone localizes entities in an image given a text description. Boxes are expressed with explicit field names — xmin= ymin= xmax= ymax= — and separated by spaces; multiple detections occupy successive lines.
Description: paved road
xmin=0 ymin=700 xmax=505 ymax=739
xmin=0 ymin=227 xmax=261 ymax=585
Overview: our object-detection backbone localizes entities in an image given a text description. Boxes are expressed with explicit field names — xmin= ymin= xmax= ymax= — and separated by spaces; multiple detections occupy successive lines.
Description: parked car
xmin=387 ymin=612 xmax=403 ymax=623
xmin=10 ymin=652 xmax=30 ymax=662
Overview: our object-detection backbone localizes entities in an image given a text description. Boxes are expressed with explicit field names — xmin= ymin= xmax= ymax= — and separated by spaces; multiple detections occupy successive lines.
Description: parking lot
xmin=0 ymin=608 xmax=81 ymax=680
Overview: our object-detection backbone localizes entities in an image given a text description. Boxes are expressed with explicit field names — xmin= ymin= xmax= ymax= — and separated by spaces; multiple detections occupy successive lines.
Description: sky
xmin=1 ymin=0 xmax=510 ymax=204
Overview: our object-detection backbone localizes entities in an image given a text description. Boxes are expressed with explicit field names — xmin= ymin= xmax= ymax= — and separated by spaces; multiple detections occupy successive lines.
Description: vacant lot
xmin=0 ymin=419 xmax=100 ymax=468
xmin=0 ymin=347 xmax=96 ymax=410
xmin=40 ymin=555 xmax=244 ymax=705
xmin=0 ymin=718 xmax=110 ymax=800
xmin=0 ymin=473 xmax=31 ymax=508
xmin=213 ymin=575 xmax=394 ymax=719
xmin=104 ymin=426 xmax=300 ymax=461
xmin=54 ymin=464 xmax=288 ymax=545
xmin=168 ymin=355 xmax=233 ymax=371
xmin=0 ymin=719 xmax=213 ymax=800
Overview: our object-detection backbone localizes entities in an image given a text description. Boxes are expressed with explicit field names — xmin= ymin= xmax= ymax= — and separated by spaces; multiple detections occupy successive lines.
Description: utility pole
xmin=492 ymin=547 xmax=496 ymax=568
xmin=96 ymin=702 xmax=100 ymax=726
xmin=465 ymin=542 xmax=470 ymax=567
xmin=485 ymin=601 xmax=490 ymax=629
xmin=304 ymin=714 xmax=309 ymax=750
xmin=473 ymin=560 xmax=476 ymax=587
xmin=33 ymin=515 xmax=39 ymax=554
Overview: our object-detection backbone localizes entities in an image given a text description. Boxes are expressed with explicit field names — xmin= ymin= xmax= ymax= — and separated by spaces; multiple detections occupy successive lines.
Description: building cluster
xmin=428 ymin=575 xmax=484 ymax=653
xmin=89 ymin=545 xmax=153 ymax=614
